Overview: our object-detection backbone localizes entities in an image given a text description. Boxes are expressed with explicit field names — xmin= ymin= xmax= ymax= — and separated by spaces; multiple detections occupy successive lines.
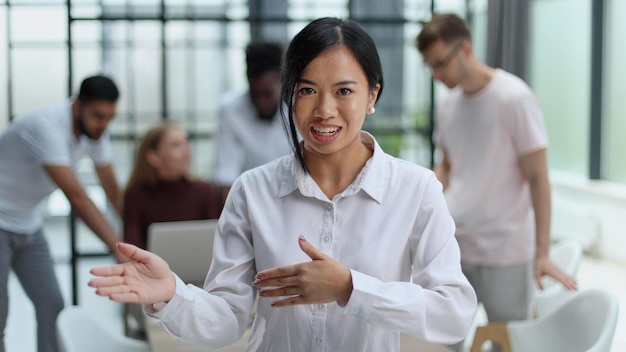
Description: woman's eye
xmin=298 ymin=87 xmax=315 ymax=95
xmin=338 ymin=88 xmax=352 ymax=96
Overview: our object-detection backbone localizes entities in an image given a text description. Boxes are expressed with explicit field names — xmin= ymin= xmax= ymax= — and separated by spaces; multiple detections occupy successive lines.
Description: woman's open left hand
xmin=88 ymin=242 xmax=177 ymax=304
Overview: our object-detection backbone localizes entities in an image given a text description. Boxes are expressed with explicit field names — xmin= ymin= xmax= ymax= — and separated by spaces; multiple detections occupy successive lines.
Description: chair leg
xmin=123 ymin=303 xmax=131 ymax=337
xmin=470 ymin=324 xmax=512 ymax=352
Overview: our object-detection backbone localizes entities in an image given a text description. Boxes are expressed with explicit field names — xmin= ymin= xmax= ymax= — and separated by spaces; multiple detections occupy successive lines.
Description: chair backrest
xmin=147 ymin=219 xmax=218 ymax=286
xmin=57 ymin=306 xmax=150 ymax=352
xmin=508 ymin=289 xmax=619 ymax=352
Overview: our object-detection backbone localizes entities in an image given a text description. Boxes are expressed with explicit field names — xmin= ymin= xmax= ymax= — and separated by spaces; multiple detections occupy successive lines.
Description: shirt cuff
xmin=342 ymin=269 xmax=375 ymax=320
xmin=144 ymin=275 xmax=192 ymax=318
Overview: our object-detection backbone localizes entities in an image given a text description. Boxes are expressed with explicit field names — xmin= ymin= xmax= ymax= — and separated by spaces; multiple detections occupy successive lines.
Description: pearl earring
xmin=369 ymin=106 xmax=376 ymax=114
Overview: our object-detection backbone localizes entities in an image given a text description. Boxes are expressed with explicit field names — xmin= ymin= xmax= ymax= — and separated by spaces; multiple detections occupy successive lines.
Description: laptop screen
xmin=147 ymin=219 xmax=218 ymax=287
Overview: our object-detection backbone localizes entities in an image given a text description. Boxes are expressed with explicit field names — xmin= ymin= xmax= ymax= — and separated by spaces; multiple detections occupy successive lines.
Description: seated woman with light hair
xmin=123 ymin=122 xmax=223 ymax=250
xmin=121 ymin=122 xmax=224 ymax=339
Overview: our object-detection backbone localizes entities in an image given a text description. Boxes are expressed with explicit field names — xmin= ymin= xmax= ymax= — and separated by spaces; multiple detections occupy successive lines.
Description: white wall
xmin=551 ymin=171 xmax=626 ymax=265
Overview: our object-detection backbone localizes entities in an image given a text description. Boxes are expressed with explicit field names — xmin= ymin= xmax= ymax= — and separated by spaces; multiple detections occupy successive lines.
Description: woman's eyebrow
xmin=296 ymin=78 xmax=358 ymax=86
xmin=333 ymin=80 xmax=357 ymax=86
xmin=297 ymin=78 xmax=317 ymax=85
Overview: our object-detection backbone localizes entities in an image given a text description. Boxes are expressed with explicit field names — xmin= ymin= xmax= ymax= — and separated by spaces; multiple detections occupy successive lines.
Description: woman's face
xmin=293 ymin=46 xmax=379 ymax=159
xmin=148 ymin=127 xmax=191 ymax=180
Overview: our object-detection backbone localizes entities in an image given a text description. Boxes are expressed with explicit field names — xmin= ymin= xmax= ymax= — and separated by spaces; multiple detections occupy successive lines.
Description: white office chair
xmin=57 ymin=306 xmax=150 ymax=352
xmin=471 ymin=288 xmax=619 ymax=352
xmin=533 ymin=239 xmax=584 ymax=318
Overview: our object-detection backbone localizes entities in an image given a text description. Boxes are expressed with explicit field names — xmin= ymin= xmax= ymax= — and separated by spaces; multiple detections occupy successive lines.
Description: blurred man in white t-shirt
xmin=213 ymin=42 xmax=291 ymax=197
xmin=0 ymin=75 xmax=124 ymax=352
xmin=416 ymin=13 xmax=578 ymax=351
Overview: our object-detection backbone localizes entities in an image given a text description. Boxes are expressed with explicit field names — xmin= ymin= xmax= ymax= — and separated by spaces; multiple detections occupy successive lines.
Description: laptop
xmin=147 ymin=219 xmax=218 ymax=287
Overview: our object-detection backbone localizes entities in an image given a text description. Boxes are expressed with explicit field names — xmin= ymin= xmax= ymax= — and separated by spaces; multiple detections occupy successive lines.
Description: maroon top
xmin=123 ymin=177 xmax=224 ymax=249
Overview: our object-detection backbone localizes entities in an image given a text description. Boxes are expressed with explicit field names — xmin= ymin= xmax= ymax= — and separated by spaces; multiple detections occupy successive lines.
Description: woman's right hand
xmin=88 ymin=242 xmax=177 ymax=304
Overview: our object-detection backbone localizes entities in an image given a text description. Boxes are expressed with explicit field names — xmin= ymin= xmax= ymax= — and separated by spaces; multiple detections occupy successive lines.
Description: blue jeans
xmin=0 ymin=228 xmax=64 ymax=352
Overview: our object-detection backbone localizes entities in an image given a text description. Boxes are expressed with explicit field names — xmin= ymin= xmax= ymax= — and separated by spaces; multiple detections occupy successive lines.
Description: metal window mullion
xmin=160 ymin=0 xmax=167 ymax=121
xmin=6 ymin=0 xmax=13 ymax=122
xmin=589 ymin=0 xmax=604 ymax=179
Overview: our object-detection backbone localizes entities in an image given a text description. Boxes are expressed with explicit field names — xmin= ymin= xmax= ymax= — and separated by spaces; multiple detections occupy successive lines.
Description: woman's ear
xmin=368 ymin=83 xmax=381 ymax=107
xmin=146 ymin=150 xmax=160 ymax=168
xmin=369 ymin=83 xmax=380 ymax=106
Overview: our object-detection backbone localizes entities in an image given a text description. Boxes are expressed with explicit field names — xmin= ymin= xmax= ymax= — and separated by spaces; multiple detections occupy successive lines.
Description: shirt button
xmin=317 ymin=304 xmax=324 ymax=310
xmin=326 ymin=204 xmax=332 ymax=210
xmin=315 ymin=337 xmax=322 ymax=344
xmin=323 ymin=236 xmax=330 ymax=243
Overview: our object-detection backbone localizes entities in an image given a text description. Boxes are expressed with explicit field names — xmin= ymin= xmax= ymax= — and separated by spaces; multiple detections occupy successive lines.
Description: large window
xmin=2 ymin=0 xmax=449 ymax=180
xmin=529 ymin=0 xmax=591 ymax=177
xmin=1 ymin=0 xmax=492 ymax=182
xmin=8 ymin=4 xmax=69 ymax=116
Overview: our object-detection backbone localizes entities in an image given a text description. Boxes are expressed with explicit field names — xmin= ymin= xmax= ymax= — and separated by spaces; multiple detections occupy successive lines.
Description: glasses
xmin=426 ymin=42 xmax=463 ymax=73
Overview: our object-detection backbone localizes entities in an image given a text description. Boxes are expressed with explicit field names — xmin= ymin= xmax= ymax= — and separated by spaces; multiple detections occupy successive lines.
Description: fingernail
xmin=299 ymin=235 xmax=306 ymax=242
xmin=255 ymin=274 xmax=263 ymax=280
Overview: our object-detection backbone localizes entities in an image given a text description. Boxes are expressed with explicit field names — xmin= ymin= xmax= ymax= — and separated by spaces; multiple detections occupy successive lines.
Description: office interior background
xmin=0 ymin=0 xmax=625 ymax=350
xmin=1 ymin=0 xmax=624 ymax=262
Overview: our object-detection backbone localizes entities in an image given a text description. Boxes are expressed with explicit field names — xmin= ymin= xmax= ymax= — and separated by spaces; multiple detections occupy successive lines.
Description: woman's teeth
xmin=313 ymin=126 xmax=339 ymax=135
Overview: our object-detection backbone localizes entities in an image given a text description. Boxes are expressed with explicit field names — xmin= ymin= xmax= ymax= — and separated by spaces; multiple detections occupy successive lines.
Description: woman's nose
xmin=314 ymin=93 xmax=337 ymax=119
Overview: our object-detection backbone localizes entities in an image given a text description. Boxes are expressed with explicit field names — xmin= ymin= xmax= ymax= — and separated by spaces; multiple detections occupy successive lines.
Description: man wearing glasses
xmin=415 ymin=13 xmax=577 ymax=351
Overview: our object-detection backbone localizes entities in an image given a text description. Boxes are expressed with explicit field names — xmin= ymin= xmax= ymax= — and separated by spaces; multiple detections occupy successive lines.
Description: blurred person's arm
xmin=96 ymin=164 xmax=122 ymax=217
xmin=434 ymin=148 xmax=451 ymax=191
xmin=45 ymin=165 xmax=124 ymax=261
xmin=520 ymin=149 xmax=550 ymax=259
xmin=520 ymin=149 xmax=577 ymax=291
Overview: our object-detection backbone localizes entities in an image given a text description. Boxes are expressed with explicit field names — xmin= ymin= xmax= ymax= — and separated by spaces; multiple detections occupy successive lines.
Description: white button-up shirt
xmin=148 ymin=133 xmax=476 ymax=351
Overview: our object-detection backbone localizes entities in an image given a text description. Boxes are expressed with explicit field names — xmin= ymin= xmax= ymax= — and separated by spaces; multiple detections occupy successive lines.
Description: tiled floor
xmin=5 ymin=219 xmax=626 ymax=351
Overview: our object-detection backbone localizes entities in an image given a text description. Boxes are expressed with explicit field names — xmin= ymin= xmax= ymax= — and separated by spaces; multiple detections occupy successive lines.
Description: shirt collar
xmin=277 ymin=131 xmax=386 ymax=204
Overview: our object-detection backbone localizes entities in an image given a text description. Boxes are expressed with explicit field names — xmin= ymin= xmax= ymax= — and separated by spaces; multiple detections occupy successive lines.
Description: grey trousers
xmin=0 ymin=228 xmax=64 ymax=352
xmin=449 ymin=261 xmax=534 ymax=352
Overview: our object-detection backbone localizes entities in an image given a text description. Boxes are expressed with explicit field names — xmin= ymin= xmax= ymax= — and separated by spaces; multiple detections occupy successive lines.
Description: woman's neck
xmin=305 ymin=140 xmax=372 ymax=200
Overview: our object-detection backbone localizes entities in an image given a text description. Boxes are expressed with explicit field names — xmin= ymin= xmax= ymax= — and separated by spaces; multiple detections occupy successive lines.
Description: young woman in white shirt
xmin=89 ymin=17 xmax=476 ymax=351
